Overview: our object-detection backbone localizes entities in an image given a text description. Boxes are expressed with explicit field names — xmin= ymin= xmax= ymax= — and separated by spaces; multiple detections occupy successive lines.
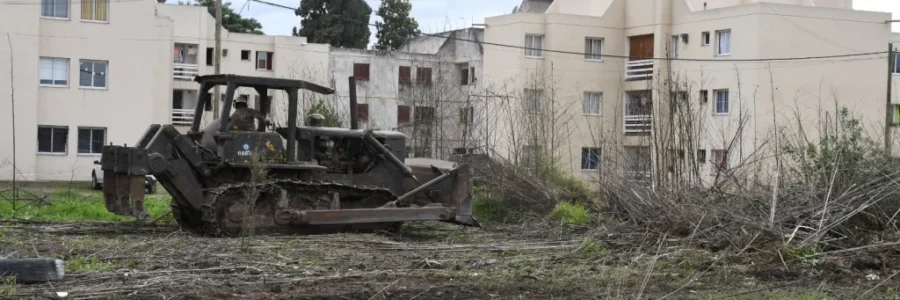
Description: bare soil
xmin=0 ymin=220 xmax=898 ymax=300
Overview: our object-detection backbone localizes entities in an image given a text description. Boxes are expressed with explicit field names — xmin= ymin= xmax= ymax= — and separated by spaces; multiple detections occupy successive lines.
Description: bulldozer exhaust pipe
xmin=349 ymin=76 xmax=358 ymax=130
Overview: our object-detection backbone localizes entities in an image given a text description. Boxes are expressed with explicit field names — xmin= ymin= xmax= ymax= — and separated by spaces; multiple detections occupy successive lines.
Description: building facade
xmin=483 ymin=0 xmax=894 ymax=186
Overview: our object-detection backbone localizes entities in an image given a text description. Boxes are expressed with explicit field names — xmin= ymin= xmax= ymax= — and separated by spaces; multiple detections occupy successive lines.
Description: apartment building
xmin=330 ymin=28 xmax=486 ymax=159
xmin=483 ymin=0 xmax=894 ymax=185
xmin=0 ymin=0 xmax=333 ymax=181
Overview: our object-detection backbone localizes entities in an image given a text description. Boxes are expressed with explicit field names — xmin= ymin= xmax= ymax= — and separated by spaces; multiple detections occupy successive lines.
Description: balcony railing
xmin=625 ymin=60 xmax=654 ymax=81
xmin=172 ymin=109 xmax=195 ymax=126
xmin=174 ymin=63 xmax=199 ymax=80
xmin=624 ymin=115 xmax=652 ymax=134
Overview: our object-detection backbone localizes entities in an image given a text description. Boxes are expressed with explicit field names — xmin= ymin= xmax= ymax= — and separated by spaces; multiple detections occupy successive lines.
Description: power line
xmin=249 ymin=0 xmax=889 ymax=63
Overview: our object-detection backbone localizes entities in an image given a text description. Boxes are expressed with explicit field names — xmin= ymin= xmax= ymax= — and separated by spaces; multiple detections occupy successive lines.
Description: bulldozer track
xmin=173 ymin=179 xmax=401 ymax=236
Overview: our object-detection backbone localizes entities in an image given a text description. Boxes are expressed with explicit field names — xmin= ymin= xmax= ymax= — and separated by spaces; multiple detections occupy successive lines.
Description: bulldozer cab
xmin=187 ymin=74 xmax=336 ymax=164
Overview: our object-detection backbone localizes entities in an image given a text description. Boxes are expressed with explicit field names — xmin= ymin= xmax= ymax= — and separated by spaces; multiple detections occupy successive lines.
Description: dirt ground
xmin=1 ymin=220 xmax=898 ymax=300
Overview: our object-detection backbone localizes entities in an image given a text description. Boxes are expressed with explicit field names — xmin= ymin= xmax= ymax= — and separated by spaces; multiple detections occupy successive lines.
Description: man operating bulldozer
xmin=228 ymin=97 xmax=268 ymax=131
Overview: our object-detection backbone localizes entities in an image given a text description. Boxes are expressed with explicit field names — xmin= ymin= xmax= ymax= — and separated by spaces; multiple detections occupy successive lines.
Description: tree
xmin=189 ymin=0 xmax=264 ymax=34
xmin=374 ymin=0 xmax=420 ymax=51
xmin=293 ymin=0 xmax=372 ymax=49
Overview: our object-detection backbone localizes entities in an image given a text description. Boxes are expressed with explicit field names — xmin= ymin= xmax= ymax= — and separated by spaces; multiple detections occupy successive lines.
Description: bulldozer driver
xmin=228 ymin=96 xmax=268 ymax=131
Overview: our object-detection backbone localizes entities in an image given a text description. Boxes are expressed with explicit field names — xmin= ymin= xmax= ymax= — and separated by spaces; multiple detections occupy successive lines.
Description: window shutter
xmin=893 ymin=105 xmax=900 ymax=125
xmin=357 ymin=103 xmax=369 ymax=121
xmin=266 ymin=52 xmax=273 ymax=70
xmin=416 ymin=67 xmax=432 ymax=84
xmin=354 ymin=63 xmax=370 ymax=81
xmin=398 ymin=66 xmax=411 ymax=83
xmin=398 ymin=105 xmax=410 ymax=124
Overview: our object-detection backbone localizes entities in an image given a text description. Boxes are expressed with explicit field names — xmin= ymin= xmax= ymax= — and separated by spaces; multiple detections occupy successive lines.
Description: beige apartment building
xmin=482 ymin=0 xmax=897 ymax=185
xmin=0 ymin=0 xmax=330 ymax=181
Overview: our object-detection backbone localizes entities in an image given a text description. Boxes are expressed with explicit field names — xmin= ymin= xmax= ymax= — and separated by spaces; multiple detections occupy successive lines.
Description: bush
xmin=551 ymin=202 xmax=589 ymax=225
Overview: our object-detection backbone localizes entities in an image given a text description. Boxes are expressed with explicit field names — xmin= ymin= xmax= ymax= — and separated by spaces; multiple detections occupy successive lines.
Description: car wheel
xmin=92 ymin=173 xmax=102 ymax=190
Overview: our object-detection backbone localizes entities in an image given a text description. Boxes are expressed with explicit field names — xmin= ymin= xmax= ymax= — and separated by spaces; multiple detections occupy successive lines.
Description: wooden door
xmin=629 ymin=34 xmax=655 ymax=60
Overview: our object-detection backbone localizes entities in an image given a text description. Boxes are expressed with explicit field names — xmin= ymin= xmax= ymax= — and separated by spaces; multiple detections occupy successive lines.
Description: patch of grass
xmin=472 ymin=186 xmax=513 ymax=223
xmin=0 ymin=187 xmax=171 ymax=223
xmin=783 ymin=244 xmax=822 ymax=265
xmin=66 ymin=256 xmax=116 ymax=273
xmin=0 ymin=275 xmax=16 ymax=295
xmin=576 ymin=237 xmax=610 ymax=259
xmin=550 ymin=202 xmax=589 ymax=225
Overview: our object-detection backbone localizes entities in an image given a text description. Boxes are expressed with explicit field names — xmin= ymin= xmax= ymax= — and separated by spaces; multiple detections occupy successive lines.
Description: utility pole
xmin=886 ymin=42 xmax=893 ymax=155
xmin=213 ymin=0 xmax=223 ymax=119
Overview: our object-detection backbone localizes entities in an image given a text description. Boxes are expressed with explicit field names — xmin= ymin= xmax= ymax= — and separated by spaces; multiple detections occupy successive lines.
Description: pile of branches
xmin=603 ymin=109 xmax=900 ymax=253
xmin=453 ymin=154 xmax=593 ymax=217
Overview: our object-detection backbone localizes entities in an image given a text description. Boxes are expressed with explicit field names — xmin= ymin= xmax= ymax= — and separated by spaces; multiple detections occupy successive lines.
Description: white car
xmin=91 ymin=160 xmax=158 ymax=194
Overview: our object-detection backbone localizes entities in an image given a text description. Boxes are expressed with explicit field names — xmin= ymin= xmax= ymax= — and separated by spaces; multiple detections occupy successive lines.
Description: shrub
xmin=551 ymin=202 xmax=589 ymax=225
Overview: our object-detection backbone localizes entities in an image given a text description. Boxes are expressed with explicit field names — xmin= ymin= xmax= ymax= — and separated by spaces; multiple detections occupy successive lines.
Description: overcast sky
xmin=235 ymin=0 xmax=900 ymax=41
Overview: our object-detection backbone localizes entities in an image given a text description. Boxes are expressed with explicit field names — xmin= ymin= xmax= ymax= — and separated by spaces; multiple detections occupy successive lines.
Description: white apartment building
xmin=0 ymin=0 xmax=484 ymax=182
xmin=483 ymin=0 xmax=896 ymax=185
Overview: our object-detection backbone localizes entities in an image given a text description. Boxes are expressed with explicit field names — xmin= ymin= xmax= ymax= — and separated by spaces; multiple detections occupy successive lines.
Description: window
xmin=581 ymin=147 xmax=600 ymax=171
xmin=222 ymin=49 xmax=228 ymax=57
xmin=524 ymin=89 xmax=542 ymax=113
xmin=893 ymin=104 xmax=900 ymax=126
xmin=172 ymin=91 xmax=183 ymax=109
xmin=357 ymin=103 xmax=369 ymax=122
xmin=416 ymin=67 xmax=432 ymax=85
xmin=671 ymin=35 xmax=679 ymax=58
xmin=585 ymin=38 xmax=603 ymax=60
xmin=38 ymin=126 xmax=68 ymax=154
xmin=397 ymin=105 xmax=410 ymax=124
xmin=700 ymin=89 xmax=709 ymax=104
xmin=206 ymin=48 xmax=213 ymax=66
xmin=525 ymin=34 xmax=544 ymax=58
xmin=415 ymin=106 xmax=435 ymax=122
xmin=697 ymin=149 xmax=706 ymax=163
xmin=714 ymin=89 xmax=729 ymax=114
xmin=893 ymin=53 xmax=900 ymax=74
xmin=716 ymin=30 xmax=731 ymax=56
xmin=41 ymin=0 xmax=68 ymax=18
xmin=81 ymin=0 xmax=108 ymax=21
xmin=701 ymin=31 xmax=710 ymax=46
xmin=458 ymin=64 xmax=469 ymax=85
xmin=398 ymin=66 xmax=411 ymax=83
xmin=354 ymin=63 xmax=370 ymax=81
xmin=459 ymin=107 xmax=474 ymax=124
xmin=77 ymin=127 xmax=105 ymax=154
xmin=712 ymin=149 xmax=728 ymax=172
xmin=39 ymin=57 xmax=68 ymax=86
xmin=79 ymin=59 xmax=107 ymax=88
xmin=470 ymin=67 xmax=477 ymax=83
xmin=241 ymin=50 xmax=250 ymax=61
xmin=256 ymin=51 xmax=273 ymax=70
xmin=583 ymin=92 xmax=601 ymax=115
xmin=521 ymin=145 xmax=539 ymax=165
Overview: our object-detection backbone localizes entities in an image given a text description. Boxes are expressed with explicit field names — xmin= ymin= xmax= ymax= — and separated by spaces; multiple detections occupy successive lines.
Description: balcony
xmin=174 ymin=63 xmax=199 ymax=81
xmin=625 ymin=60 xmax=654 ymax=81
xmin=624 ymin=115 xmax=652 ymax=133
xmin=172 ymin=109 xmax=195 ymax=126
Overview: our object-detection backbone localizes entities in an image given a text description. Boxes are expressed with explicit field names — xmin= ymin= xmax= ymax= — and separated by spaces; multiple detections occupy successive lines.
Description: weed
xmin=67 ymin=256 xmax=115 ymax=273
xmin=550 ymin=202 xmax=589 ymax=225
xmin=472 ymin=186 xmax=512 ymax=223
xmin=0 ymin=275 xmax=16 ymax=295
xmin=576 ymin=237 xmax=610 ymax=259
xmin=783 ymin=244 xmax=821 ymax=265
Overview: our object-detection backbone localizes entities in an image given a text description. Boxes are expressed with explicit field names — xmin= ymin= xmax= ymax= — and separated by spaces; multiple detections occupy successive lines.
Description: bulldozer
xmin=100 ymin=74 xmax=480 ymax=236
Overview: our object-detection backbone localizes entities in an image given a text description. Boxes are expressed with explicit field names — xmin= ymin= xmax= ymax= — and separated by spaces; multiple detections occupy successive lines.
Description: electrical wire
xmin=247 ymin=0 xmax=890 ymax=63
